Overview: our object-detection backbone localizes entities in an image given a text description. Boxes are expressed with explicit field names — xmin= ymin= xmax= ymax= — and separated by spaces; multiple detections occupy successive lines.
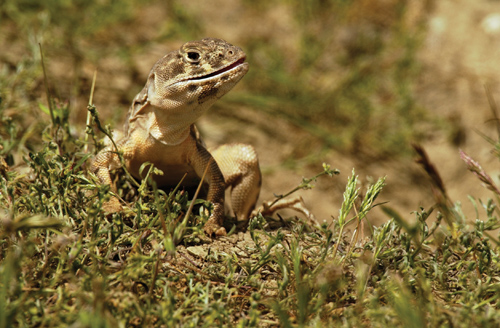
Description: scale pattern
xmin=91 ymin=38 xmax=260 ymax=236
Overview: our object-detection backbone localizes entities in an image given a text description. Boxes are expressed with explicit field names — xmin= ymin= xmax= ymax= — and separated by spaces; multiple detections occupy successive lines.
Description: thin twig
xmin=38 ymin=43 xmax=54 ymax=124
xmin=184 ymin=158 xmax=212 ymax=221
xmin=149 ymin=249 xmax=162 ymax=296
xmin=84 ymin=70 xmax=98 ymax=153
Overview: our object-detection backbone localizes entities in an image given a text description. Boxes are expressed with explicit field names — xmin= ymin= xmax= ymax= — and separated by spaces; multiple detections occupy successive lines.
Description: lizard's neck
xmin=130 ymin=107 xmax=193 ymax=146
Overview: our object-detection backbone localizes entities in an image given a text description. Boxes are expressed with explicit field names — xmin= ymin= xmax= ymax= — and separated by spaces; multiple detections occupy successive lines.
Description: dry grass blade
xmin=412 ymin=143 xmax=457 ymax=226
xmin=412 ymin=143 xmax=447 ymax=198
xmin=38 ymin=43 xmax=54 ymax=124
xmin=484 ymin=84 xmax=500 ymax=141
xmin=184 ymin=158 xmax=212 ymax=222
xmin=460 ymin=149 xmax=500 ymax=195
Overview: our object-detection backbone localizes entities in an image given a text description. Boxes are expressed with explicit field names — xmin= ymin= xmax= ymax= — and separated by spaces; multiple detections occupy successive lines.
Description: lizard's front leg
xmin=212 ymin=144 xmax=315 ymax=224
xmin=192 ymin=143 xmax=227 ymax=236
xmin=211 ymin=143 xmax=261 ymax=221
xmin=90 ymin=146 xmax=123 ymax=213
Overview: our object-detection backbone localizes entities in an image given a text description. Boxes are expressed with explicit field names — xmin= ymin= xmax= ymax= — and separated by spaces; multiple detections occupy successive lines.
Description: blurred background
xmin=2 ymin=0 xmax=500 ymax=226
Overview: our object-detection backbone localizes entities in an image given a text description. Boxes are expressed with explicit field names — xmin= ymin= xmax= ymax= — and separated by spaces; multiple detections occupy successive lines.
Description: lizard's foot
xmin=203 ymin=211 xmax=227 ymax=237
xmin=203 ymin=221 xmax=227 ymax=237
xmin=252 ymin=196 xmax=316 ymax=225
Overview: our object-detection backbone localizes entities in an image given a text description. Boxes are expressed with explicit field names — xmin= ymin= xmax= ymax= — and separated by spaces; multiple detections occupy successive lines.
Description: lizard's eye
xmin=186 ymin=51 xmax=201 ymax=63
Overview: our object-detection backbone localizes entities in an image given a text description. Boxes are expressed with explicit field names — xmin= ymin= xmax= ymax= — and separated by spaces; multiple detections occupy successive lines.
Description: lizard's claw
xmin=203 ymin=220 xmax=227 ymax=237
xmin=215 ymin=227 xmax=227 ymax=236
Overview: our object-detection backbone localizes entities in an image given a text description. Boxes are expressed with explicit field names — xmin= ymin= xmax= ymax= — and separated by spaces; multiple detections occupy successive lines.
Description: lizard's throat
xmin=145 ymin=111 xmax=193 ymax=146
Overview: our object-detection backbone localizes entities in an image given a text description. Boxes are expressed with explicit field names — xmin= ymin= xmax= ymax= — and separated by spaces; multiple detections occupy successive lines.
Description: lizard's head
xmin=145 ymin=38 xmax=249 ymax=112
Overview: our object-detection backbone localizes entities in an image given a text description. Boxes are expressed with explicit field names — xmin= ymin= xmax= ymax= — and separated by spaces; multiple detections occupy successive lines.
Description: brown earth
xmin=201 ymin=0 xmax=500 ymax=228
xmin=4 ymin=0 xmax=500 ymax=229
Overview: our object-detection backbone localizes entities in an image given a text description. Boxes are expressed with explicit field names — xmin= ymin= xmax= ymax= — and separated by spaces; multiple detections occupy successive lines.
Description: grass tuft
xmin=1 ymin=1 xmax=500 ymax=326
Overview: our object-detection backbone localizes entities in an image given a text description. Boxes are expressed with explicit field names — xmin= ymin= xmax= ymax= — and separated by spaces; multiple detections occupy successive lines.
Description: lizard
xmin=91 ymin=38 xmax=313 ymax=237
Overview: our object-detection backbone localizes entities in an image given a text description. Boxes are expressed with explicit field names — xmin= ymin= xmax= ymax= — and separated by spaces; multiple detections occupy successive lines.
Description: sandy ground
xmin=4 ymin=0 xmax=500 ymax=229
xmin=202 ymin=0 xmax=500 ymax=227
xmin=91 ymin=0 xmax=500 ymax=227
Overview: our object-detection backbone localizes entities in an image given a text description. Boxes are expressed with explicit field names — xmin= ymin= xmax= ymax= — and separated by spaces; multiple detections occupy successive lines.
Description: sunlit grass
xmin=2 ymin=118 xmax=500 ymax=326
xmin=2 ymin=1 xmax=499 ymax=327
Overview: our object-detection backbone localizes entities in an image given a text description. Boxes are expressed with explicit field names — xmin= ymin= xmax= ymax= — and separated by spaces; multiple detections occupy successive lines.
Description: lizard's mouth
xmin=190 ymin=57 xmax=247 ymax=81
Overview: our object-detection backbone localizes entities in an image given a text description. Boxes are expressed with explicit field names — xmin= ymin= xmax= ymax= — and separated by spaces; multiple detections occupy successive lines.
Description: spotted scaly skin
xmin=91 ymin=38 xmax=261 ymax=236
